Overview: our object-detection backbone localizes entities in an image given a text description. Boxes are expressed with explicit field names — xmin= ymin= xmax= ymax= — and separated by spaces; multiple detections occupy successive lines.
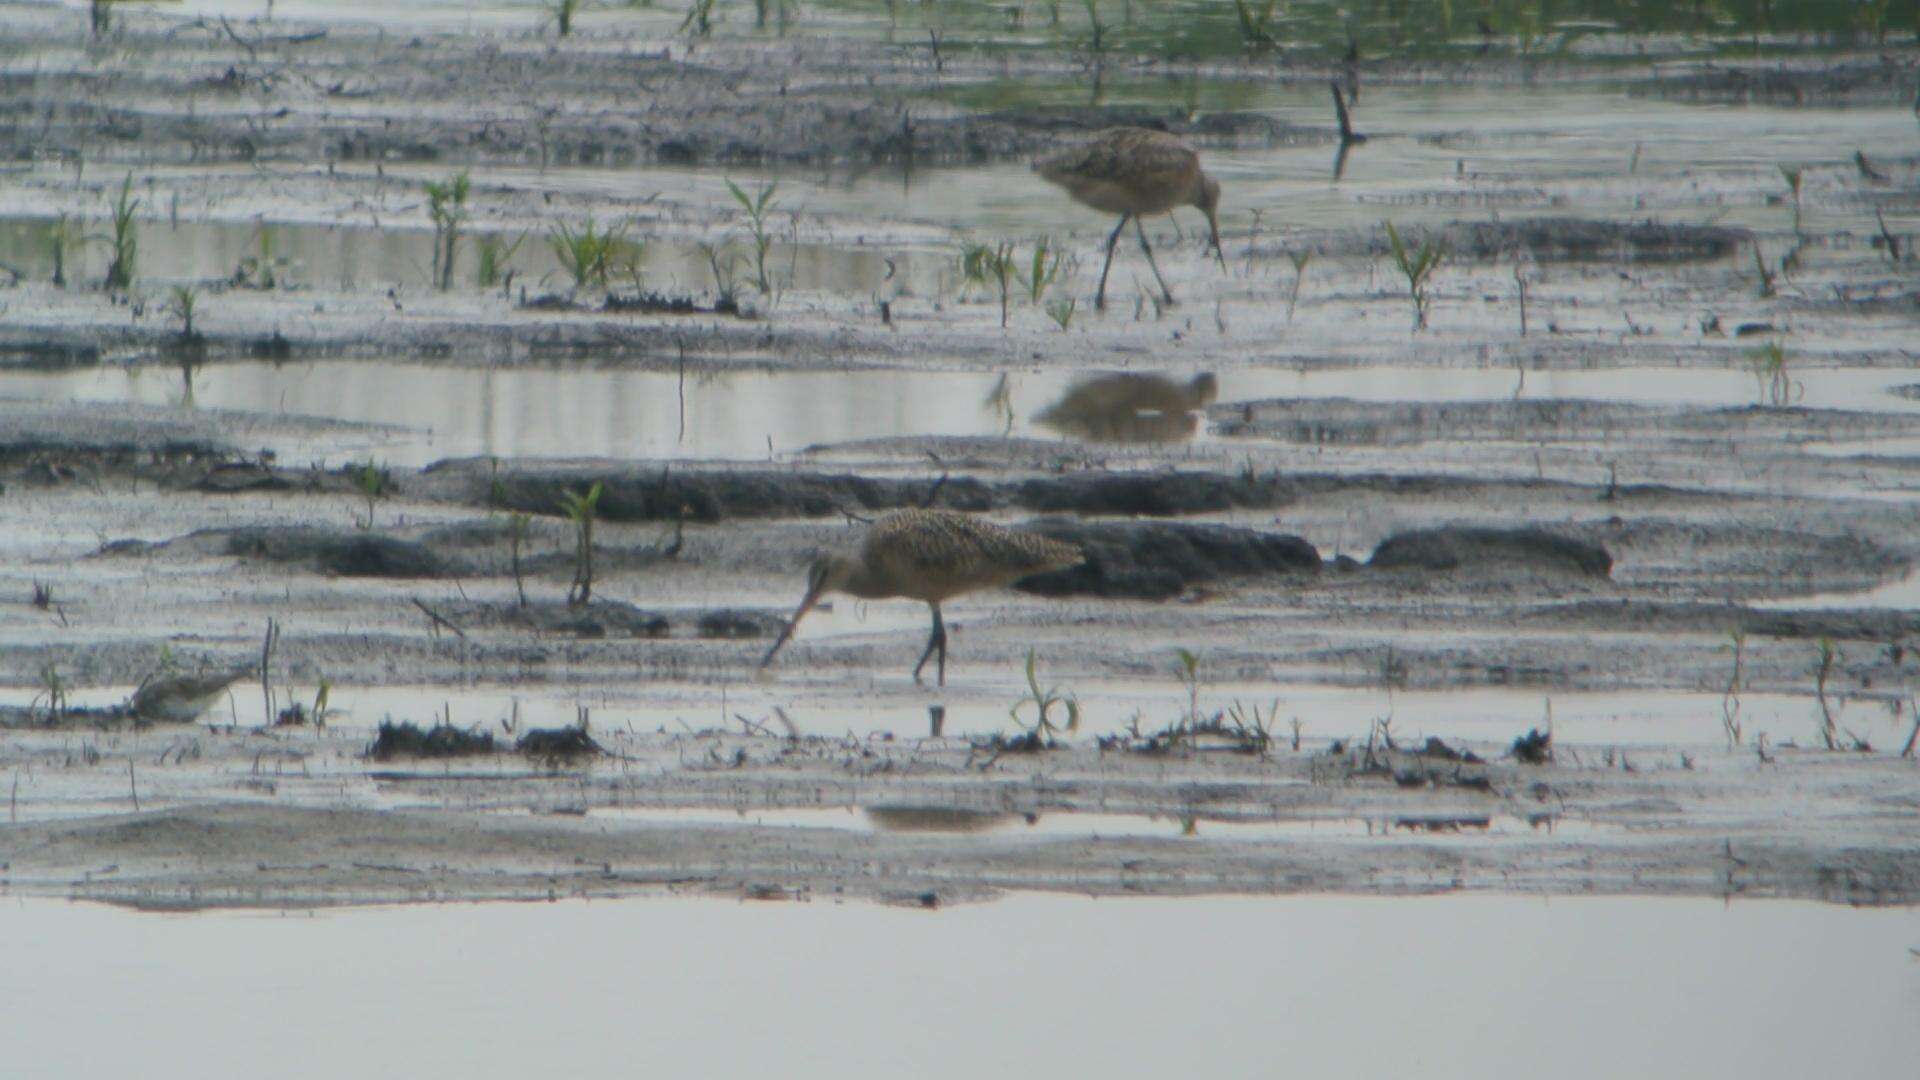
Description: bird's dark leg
xmin=1095 ymin=213 xmax=1130 ymax=311
xmin=912 ymin=604 xmax=948 ymax=686
xmin=1134 ymin=217 xmax=1176 ymax=305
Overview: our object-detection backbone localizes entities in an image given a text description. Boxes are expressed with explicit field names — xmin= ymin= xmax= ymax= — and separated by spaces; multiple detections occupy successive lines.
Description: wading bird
xmin=760 ymin=509 xmax=1083 ymax=687
xmin=129 ymin=669 xmax=251 ymax=723
xmin=1032 ymin=127 xmax=1225 ymax=310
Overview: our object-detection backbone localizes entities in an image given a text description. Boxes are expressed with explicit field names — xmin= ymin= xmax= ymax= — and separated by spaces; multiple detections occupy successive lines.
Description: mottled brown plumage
xmin=1033 ymin=127 xmax=1224 ymax=310
xmin=129 ymin=669 xmax=250 ymax=724
xmin=760 ymin=509 xmax=1083 ymax=686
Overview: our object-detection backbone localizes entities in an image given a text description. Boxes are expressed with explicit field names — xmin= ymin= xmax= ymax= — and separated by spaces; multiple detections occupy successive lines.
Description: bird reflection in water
xmin=1033 ymin=372 xmax=1218 ymax=445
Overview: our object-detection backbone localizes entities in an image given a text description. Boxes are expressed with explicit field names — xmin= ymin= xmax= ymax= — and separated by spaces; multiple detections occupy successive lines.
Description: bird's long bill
xmin=759 ymin=577 xmax=827 ymax=669
xmin=1207 ymin=210 xmax=1226 ymax=271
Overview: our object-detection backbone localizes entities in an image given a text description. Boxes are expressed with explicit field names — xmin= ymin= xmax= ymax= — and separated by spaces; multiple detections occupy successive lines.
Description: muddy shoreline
xmin=3 ymin=728 xmax=1915 ymax=910
xmin=3 ymin=1 xmax=1918 ymax=910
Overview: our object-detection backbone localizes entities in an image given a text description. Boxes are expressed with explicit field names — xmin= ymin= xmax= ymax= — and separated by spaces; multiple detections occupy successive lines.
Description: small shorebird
xmin=760 ymin=508 xmax=1083 ymax=687
xmin=129 ymin=669 xmax=250 ymax=723
xmin=1032 ymin=127 xmax=1225 ymax=310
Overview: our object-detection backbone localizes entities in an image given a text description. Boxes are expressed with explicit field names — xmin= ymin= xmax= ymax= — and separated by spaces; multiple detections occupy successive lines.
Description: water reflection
xmin=864 ymin=806 xmax=1018 ymax=833
xmin=1032 ymin=371 xmax=1217 ymax=444
xmin=7 ymin=360 xmax=1920 ymax=467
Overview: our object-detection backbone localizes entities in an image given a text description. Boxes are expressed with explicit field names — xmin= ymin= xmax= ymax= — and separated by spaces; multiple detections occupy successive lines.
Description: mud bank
xmin=0 ymin=725 xmax=1914 ymax=909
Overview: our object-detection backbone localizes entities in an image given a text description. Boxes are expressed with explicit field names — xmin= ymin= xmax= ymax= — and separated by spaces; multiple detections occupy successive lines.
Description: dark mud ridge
xmin=1259 ymin=218 xmax=1752 ymax=264
xmin=1632 ymin=57 xmax=1920 ymax=107
xmin=0 ymin=326 xmax=297 ymax=367
xmin=1369 ymin=528 xmax=1612 ymax=579
xmin=2 ymin=438 xmax=233 ymax=488
xmin=957 ymin=107 xmax=1335 ymax=158
xmin=478 ymin=466 xmax=992 ymax=523
xmin=0 ymin=342 xmax=105 ymax=369
xmin=0 ymin=705 xmax=137 ymax=731
xmin=436 ymin=460 xmax=1585 ymax=522
xmin=1519 ymin=600 xmax=1920 ymax=646
xmin=1210 ymin=398 xmax=1920 ymax=447
xmin=1439 ymin=217 xmax=1751 ymax=263
xmin=103 ymin=527 xmax=457 ymax=579
xmin=1013 ymin=524 xmax=1610 ymax=601
xmin=1018 ymin=521 xmax=1321 ymax=600
xmin=0 ymin=406 xmax=240 ymax=486
xmin=433 ymin=600 xmax=783 ymax=641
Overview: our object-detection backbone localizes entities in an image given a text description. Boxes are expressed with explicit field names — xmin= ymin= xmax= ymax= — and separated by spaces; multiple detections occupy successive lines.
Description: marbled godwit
xmin=1032 ymin=127 xmax=1224 ymax=310
xmin=130 ymin=669 xmax=250 ymax=723
xmin=1034 ymin=371 xmax=1219 ymax=444
xmin=760 ymin=508 xmax=1083 ymax=687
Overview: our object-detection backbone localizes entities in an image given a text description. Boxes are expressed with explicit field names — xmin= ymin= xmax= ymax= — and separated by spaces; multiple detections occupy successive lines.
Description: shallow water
xmin=509 ymin=803 xmax=1615 ymax=842
xmin=6 ymin=359 xmax=1916 ymax=466
xmin=0 ymin=894 xmax=1912 ymax=1079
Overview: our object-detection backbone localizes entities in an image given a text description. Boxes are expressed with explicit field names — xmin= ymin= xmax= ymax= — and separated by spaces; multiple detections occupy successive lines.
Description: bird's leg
xmin=1095 ymin=213 xmax=1130 ymax=311
xmin=1134 ymin=217 xmax=1176 ymax=306
xmin=935 ymin=606 xmax=948 ymax=686
xmin=912 ymin=604 xmax=948 ymax=687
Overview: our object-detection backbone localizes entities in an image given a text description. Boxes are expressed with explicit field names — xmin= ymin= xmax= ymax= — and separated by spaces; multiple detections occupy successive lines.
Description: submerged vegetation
xmin=1384 ymin=220 xmax=1447 ymax=331
xmin=425 ymin=171 xmax=470 ymax=292
xmin=771 ymin=0 xmax=1913 ymax=67
xmin=1746 ymin=341 xmax=1802 ymax=407
xmin=548 ymin=214 xmax=640 ymax=291
xmin=559 ymin=481 xmax=604 ymax=606
xmin=100 ymin=172 xmax=137 ymax=291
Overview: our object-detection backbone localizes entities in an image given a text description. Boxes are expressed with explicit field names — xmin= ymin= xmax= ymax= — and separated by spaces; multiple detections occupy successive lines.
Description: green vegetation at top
xmin=797 ymin=0 xmax=1913 ymax=66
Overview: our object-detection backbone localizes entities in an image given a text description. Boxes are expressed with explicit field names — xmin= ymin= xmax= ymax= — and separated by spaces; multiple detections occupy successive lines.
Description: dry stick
xmin=1875 ymin=208 xmax=1902 ymax=262
xmin=411 ymin=598 xmax=469 ymax=640
xmin=1721 ymin=632 xmax=1746 ymax=748
xmin=1514 ymin=266 xmax=1529 ymax=337
xmin=1901 ymin=701 xmax=1918 ymax=758
xmin=675 ymin=339 xmax=688 ymax=445
xmin=1329 ymin=82 xmax=1366 ymax=181
xmin=1330 ymin=81 xmax=1365 ymax=145
xmin=260 ymin=617 xmax=279 ymax=727
xmin=920 ymin=472 xmax=950 ymax=509
xmin=510 ymin=517 xmax=529 ymax=607
xmin=1815 ymin=640 xmax=1840 ymax=749
xmin=128 ymin=759 xmax=139 ymax=812
xmin=9 ymin=770 xmax=16 ymax=823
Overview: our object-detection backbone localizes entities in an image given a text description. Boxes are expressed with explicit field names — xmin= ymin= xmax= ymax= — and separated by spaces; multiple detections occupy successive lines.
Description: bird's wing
xmin=872 ymin=511 xmax=1075 ymax=587
xmin=1036 ymin=129 xmax=1198 ymax=186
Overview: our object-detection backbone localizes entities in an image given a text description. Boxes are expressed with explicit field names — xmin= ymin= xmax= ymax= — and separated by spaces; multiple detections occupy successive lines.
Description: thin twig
xmin=411 ymin=598 xmax=469 ymax=640
xmin=1876 ymin=208 xmax=1902 ymax=262
xmin=260 ymin=617 xmax=279 ymax=727
xmin=1330 ymin=81 xmax=1366 ymax=145
xmin=921 ymin=472 xmax=950 ymax=509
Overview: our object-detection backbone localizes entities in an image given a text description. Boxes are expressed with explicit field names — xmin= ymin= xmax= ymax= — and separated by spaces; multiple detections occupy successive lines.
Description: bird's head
xmin=806 ymin=553 xmax=858 ymax=597
xmin=760 ymin=554 xmax=854 ymax=671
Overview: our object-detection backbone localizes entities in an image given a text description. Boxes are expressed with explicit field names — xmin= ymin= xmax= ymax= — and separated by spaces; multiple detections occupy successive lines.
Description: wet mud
xmin=3 ymin=1 xmax=1918 ymax=910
